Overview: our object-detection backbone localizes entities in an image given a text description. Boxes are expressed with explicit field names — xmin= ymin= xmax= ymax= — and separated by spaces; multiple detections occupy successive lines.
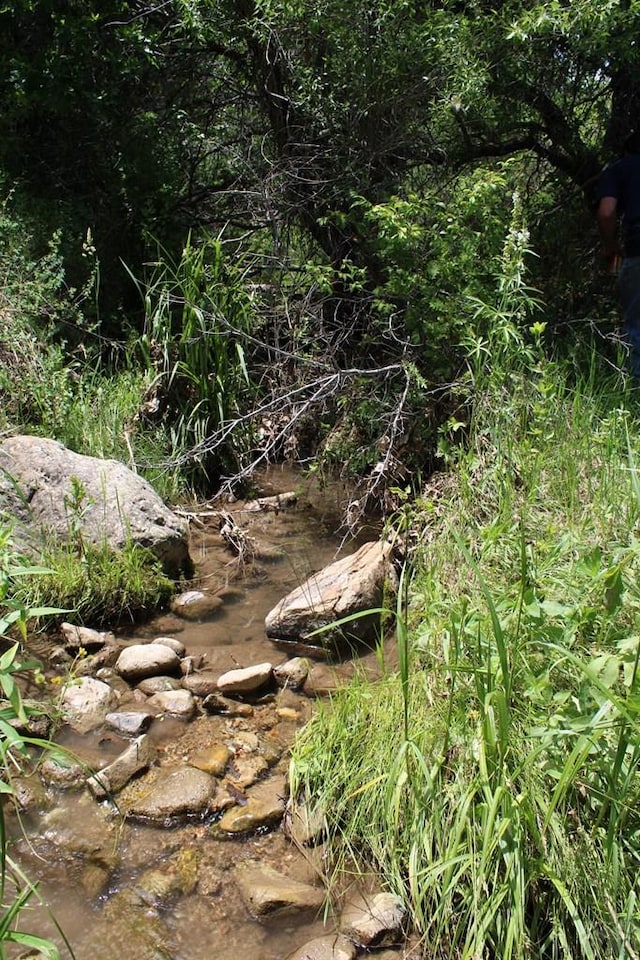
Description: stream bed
xmin=7 ymin=469 xmax=394 ymax=960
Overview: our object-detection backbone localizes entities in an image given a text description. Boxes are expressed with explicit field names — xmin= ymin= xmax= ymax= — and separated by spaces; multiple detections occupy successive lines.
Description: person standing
xmin=597 ymin=131 xmax=640 ymax=377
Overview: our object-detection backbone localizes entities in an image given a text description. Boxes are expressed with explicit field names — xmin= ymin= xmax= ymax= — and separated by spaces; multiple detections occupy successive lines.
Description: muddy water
xmin=8 ymin=470 xmax=389 ymax=960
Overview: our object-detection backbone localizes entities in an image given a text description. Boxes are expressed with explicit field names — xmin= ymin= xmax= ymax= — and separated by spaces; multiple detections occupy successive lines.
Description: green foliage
xmin=290 ymin=234 xmax=640 ymax=958
xmin=12 ymin=540 xmax=175 ymax=630
xmin=129 ymin=232 xmax=254 ymax=488
xmin=0 ymin=527 xmax=67 ymax=959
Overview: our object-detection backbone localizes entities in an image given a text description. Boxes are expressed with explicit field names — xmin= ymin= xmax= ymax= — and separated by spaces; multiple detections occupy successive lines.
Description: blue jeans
xmin=619 ymin=256 xmax=640 ymax=377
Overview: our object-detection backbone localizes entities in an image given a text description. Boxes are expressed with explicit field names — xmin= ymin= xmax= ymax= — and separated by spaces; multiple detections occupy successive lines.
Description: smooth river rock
xmin=116 ymin=643 xmax=181 ymax=681
xmin=105 ymin=711 xmax=154 ymax=736
xmin=146 ymin=689 xmax=197 ymax=718
xmin=60 ymin=622 xmax=115 ymax=651
xmin=124 ymin=766 xmax=216 ymax=820
xmin=189 ymin=742 xmax=231 ymax=776
xmin=152 ymin=636 xmax=186 ymax=657
xmin=217 ymin=775 xmax=287 ymax=834
xmin=274 ymin=657 xmax=310 ymax=689
xmin=171 ymin=590 xmax=224 ymax=620
xmin=217 ymin=662 xmax=273 ymax=696
xmin=234 ymin=861 xmax=324 ymax=917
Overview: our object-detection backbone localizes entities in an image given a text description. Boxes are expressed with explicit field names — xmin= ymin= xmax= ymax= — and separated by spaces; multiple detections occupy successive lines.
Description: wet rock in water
xmin=116 ymin=643 xmax=181 ymax=681
xmin=234 ymin=860 xmax=324 ymax=917
xmin=5 ymin=700 xmax=52 ymax=739
xmin=0 ymin=435 xmax=191 ymax=575
xmin=208 ymin=780 xmax=241 ymax=815
xmin=40 ymin=755 xmax=87 ymax=790
xmin=61 ymin=676 xmax=119 ymax=733
xmin=189 ymin=742 xmax=231 ymax=776
xmin=41 ymin=793 xmax=117 ymax=862
xmin=146 ymin=688 xmax=197 ymax=718
xmin=135 ymin=848 xmax=199 ymax=905
xmin=8 ymin=774 xmax=49 ymax=811
xmin=226 ymin=753 xmax=269 ymax=790
xmin=86 ymin=734 xmax=157 ymax=800
xmin=152 ymin=635 xmax=186 ymax=657
xmin=284 ymin=934 xmax=357 ymax=960
xmin=77 ymin=887 xmax=175 ymax=960
xmin=171 ymin=589 xmax=223 ymax=620
xmin=137 ymin=675 xmax=183 ymax=695
xmin=105 ymin=710 xmax=154 ymax=736
xmin=60 ymin=622 xmax=116 ymax=651
xmin=82 ymin=860 xmax=111 ymax=898
xmin=339 ymin=891 xmax=407 ymax=948
xmin=216 ymin=775 xmax=287 ymax=834
xmin=274 ymin=656 xmax=310 ymax=690
xmin=202 ymin=692 xmax=254 ymax=716
xmin=283 ymin=797 xmax=327 ymax=847
xmin=265 ymin=539 xmax=399 ymax=649
xmin=123 ymin=766 xmax=216 ymax=820
xmin=96 ymin=667 xmax=134 ymax=697
xmin=217 ymin=662 xmax=273 ymax=696
xmin=182 ymin=672 xmax=219 ymax=697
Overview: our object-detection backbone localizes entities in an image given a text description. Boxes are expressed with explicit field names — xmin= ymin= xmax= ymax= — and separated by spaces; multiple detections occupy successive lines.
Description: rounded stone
xmin=146 ymin=689 xmax=197 ymax=718
xmin=125 ymin=767 xmax=216 ymax=820
xmin=171 ymin=590 xmax=224 ymax=621
xmin=115 ymin=644 xmax=181 ymax=681
xmin=152 ymin=636 xmax=186 ymax=657
xmin=61 ymin=677 xmax=118 ymax=733
xmin=217 ymin=662 xmax=273 ymax=696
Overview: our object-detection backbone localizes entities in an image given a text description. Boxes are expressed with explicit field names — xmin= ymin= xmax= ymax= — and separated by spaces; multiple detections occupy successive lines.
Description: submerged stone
xmin=234 ymin=860 xmax=324 ymax=917
xmin=284 ymin=935 xmax=357 ymax=960
xmin=124 ymin=766 xmax=216 ymax=820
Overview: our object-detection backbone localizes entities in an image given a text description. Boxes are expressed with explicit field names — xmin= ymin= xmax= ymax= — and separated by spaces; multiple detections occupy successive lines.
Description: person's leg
xmin=619 ymin=256 xmax=640 ymax=377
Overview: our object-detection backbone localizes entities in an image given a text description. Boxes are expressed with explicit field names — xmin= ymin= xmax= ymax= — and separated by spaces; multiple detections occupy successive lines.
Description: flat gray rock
xmin=105 ymin=711 xmax=154 ymax=736
xmin=146 ymin=689 xmax=196 ymax=718
xmin=137 ymin=676 xmax=183 ymax=694
xmin=274 ymin=657 xmax=310 ymax=689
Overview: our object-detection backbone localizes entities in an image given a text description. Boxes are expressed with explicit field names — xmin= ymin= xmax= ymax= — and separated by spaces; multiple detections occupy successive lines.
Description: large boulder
xmin=0 ymin=436 xmax=190 ymax=574
xmin=265 ymin=540 xmax=399 ymax=649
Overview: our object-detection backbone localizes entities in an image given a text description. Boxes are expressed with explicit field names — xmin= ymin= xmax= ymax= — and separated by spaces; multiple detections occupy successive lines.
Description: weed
xmin=290 ymin=213 xmax=640 ymax=958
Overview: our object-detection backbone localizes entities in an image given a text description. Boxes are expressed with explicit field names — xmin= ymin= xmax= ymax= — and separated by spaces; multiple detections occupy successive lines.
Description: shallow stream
xmin=8 ymin=469 xmax=391 ymax=960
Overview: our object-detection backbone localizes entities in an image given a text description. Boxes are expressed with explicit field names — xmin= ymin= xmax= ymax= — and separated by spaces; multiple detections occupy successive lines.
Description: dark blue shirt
xmin=599 ymin=154 xmax=640 ymax=257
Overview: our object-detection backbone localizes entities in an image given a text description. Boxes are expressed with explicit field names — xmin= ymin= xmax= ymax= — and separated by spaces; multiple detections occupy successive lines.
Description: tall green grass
xmin=290 ymin=216 xmax=640 ymax=958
